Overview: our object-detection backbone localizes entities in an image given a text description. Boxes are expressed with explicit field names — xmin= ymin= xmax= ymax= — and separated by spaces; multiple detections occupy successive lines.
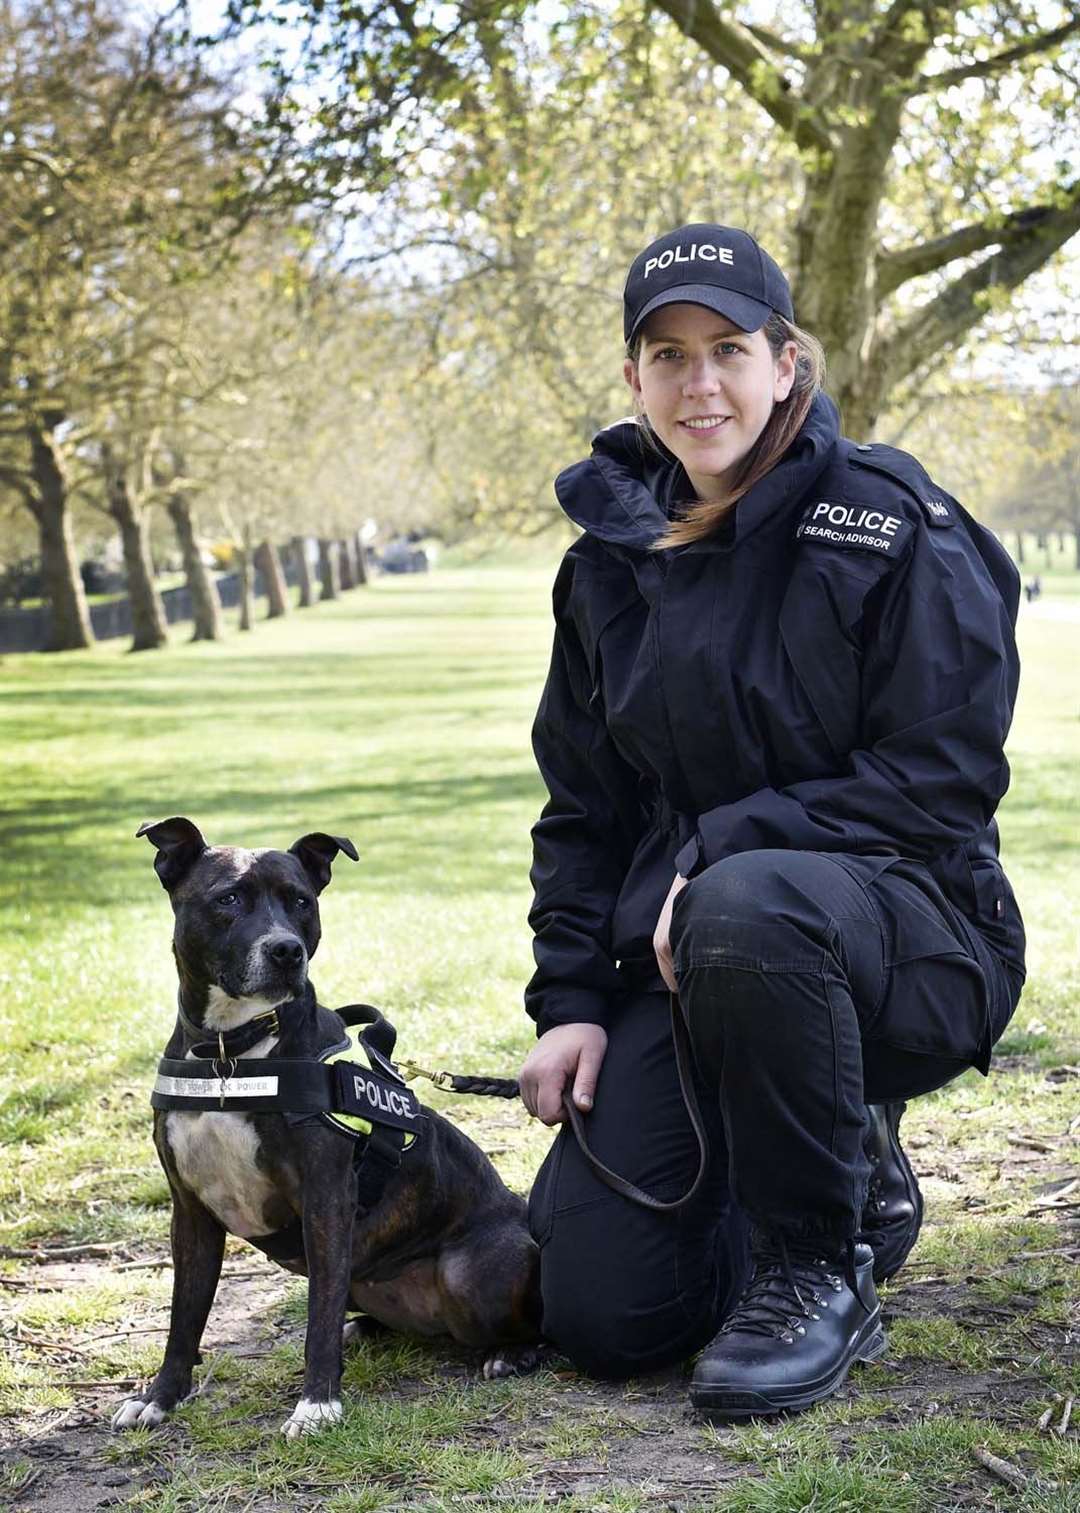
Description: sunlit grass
xmin=1 ymin=566 xmax=1078 ymax=1508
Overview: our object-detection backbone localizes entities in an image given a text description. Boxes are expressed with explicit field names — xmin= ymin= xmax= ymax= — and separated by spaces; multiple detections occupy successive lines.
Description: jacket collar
xmin=555 ymin=392 xmax=841 ymax=553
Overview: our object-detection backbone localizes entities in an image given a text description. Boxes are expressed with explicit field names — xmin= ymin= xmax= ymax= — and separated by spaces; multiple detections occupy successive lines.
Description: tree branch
xmin=649 ymin=0 xmax=834 ymax=154
xmin=877 ymin=192 xmax=1080 ymax=296
xmin=916 ymin=16 xmax=1080 ymax=92
xmin=744 ymin=21 xmax=810 ymax=61
xmin=872 ymin=189 xmax=1080 ymax=395
xmin=0 ymin=465 xmax=40 ymax=516
xmin=868 ymin=0 xmax=965 ymax=77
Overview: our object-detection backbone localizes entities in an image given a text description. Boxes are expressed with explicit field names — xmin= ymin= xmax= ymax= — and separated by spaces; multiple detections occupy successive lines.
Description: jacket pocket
xmin=968 ymin=858 xmax=1026 ymax=981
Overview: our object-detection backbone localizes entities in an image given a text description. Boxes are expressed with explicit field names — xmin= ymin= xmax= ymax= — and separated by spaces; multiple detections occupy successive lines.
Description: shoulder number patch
xmin=920 ymin=496 xmax=955 ymax=528
xmin=795 ymin=501 xmax=913 ymax=557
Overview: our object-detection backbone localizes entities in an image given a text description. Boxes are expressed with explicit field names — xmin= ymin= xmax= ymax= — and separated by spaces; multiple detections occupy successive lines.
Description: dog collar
xmin=175 ymin=997 xmax=294 ymax=1060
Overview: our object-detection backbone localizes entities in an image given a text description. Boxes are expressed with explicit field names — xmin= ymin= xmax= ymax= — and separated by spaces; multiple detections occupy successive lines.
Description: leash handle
xmin=561 ymin=994 xmax=710 ymax=1214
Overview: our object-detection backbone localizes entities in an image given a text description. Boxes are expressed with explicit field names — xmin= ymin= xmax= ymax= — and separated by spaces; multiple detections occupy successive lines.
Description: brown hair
xmin=627 ymin=313 xmax=826 ymax=549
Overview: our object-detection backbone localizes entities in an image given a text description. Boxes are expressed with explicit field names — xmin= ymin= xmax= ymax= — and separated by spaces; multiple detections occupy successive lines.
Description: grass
xmin=1 ymin=563 xmax=1078 ymax=1510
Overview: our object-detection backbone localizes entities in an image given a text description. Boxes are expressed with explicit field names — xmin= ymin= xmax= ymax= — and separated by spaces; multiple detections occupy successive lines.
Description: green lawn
xmin=1 ymin=568 xmax=1077 ymax=1511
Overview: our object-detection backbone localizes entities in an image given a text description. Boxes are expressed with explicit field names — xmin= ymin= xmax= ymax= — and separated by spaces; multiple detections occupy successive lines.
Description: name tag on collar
xmin=795 ymin=501 xmax=913 ymax=557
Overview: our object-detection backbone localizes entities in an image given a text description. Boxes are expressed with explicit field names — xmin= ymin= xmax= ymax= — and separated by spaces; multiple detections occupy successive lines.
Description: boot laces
xmin=719 ymin=1236 xmax=849 ymax=1345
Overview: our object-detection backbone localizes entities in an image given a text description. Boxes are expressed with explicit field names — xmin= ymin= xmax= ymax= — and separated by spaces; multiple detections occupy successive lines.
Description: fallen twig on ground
xmin=1006 ymin=1134 xmax=1055 ymax=1154
xmin=0 ymin=1242 xmax=126 ymax=1262
xmin=973 ymin=1446 xmax=1029 ymax=1490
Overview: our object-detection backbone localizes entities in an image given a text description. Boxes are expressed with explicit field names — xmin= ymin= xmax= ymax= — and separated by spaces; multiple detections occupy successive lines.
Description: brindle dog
xmin=112 ymin=818 xmax=540 ymax=1438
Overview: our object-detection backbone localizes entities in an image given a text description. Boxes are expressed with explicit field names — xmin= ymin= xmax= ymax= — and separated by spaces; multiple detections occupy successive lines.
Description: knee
xmin=672 ymin=849 xmax=837 ymax=973
xmin=536 ymin=1215 xmax=717 ymax=1379
xmin=538 ymin=1257 xmax=712 ymax=1379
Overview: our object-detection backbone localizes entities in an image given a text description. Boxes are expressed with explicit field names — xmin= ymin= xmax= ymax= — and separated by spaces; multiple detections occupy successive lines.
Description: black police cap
xmin=624 ymin=224 xmax=794 ymax=344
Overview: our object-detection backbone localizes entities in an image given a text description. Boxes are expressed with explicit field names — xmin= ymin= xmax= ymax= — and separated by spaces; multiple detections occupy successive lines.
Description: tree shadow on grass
xmin=1 ymin=768 xmax=545 ymax=915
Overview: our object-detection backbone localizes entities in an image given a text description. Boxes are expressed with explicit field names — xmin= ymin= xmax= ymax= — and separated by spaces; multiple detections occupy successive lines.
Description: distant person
xmin=519 ymin=224 xmax=1026 ymax=1420
xmin=1024 ymin=575 xmax=1042 ymax=603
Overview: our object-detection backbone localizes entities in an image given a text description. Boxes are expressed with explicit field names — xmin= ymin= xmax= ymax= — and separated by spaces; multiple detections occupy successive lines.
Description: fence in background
xmin=0 ymin=566 xmax=280 ymax=654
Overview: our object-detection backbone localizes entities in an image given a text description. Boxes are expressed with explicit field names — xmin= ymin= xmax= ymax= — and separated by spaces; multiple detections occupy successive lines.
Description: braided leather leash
xmin=400 ymin=994 xmax=709 ymax=1213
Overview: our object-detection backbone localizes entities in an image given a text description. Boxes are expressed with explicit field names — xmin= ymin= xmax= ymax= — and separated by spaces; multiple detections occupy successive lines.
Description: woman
xmin=518 ymin=223 xmax=1026 ymax=1419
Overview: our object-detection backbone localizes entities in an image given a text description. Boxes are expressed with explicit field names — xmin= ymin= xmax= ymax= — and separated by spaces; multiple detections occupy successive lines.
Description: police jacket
xmin=526 ymin=392 xmax=1026 ymax=1039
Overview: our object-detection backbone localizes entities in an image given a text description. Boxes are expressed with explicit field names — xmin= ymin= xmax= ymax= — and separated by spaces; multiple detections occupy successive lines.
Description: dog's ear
xmin=136 ymin=817 xmax=208 ymax=891
xmin=288 ymin=832 xmax=359 ymax=894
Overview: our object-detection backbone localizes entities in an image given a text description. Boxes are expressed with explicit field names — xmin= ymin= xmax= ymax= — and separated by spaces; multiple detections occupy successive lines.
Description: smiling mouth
xmin=680 ymin=416 xmax=730 ymax=432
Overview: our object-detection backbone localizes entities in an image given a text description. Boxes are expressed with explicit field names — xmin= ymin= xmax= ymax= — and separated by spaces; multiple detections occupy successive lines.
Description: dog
xmin=112 ymin=818 xmax=540 ymax=1438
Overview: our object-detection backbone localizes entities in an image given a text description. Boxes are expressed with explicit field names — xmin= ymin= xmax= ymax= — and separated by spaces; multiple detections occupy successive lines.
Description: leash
xmin=401 ymin=994 xmax=709 ymax=1215
xmin=160 ymin=995 xmax=708 ymax=1215
xmin=396 ymin=1059 xmax=521 ymax=1099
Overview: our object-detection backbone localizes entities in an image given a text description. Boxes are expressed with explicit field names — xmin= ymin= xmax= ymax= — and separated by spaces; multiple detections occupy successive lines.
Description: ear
xmin=136 ymin=817 xmax=208 ymax=891
xmin=623 ymin=355 xmax=642 ymax=401
xmin=773 ymin=340 xmax=798 ymax=403
xmin=288 ymin=832 xmax=359 ymax=894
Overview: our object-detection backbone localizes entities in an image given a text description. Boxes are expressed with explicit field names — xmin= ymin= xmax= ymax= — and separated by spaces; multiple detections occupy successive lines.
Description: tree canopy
xmin=227 ymin=0 xmax=1080 ymax=433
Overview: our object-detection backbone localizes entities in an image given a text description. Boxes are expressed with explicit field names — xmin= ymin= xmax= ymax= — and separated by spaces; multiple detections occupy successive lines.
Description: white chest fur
xmin=167 ymin=991 xmax=284 ymax=1238
xmin=166 ymin=1110 xmax=279 ymax=1238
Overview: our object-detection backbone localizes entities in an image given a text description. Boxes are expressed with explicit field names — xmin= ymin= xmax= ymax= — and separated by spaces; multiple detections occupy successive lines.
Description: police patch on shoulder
xmin=795 ymin=501 xmax=913 ymax=557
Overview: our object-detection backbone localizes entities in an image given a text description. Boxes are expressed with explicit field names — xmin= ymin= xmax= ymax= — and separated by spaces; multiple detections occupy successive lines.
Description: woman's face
xmin=624 ymin=303 xmax=797 ymax=501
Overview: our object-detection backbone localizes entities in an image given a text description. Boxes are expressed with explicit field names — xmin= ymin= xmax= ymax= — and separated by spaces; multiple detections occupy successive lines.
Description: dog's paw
xmin=342 ymin=1315 xmax=389 ymax=1350
xmin=281 ymin=1397 xmax=343 ymax=1438
xmin=482 ymin=1344 xmax=549 ymax=1381
xmin=111 ymin=1396 xmax=169 ymax=1430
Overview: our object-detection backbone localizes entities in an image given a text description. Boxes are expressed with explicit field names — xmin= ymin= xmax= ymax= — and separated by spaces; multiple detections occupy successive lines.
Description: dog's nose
xmin=270 ymin=938 xmax=306 ymax=968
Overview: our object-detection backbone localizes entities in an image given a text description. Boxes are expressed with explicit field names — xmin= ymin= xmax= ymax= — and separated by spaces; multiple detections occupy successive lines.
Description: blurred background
xmin=1 ymin=0 xmax=1078 ymax=653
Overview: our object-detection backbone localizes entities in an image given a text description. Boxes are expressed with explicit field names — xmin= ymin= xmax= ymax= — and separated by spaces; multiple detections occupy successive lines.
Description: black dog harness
xmin=151 ymin=1003 xmax=422 ymax=1219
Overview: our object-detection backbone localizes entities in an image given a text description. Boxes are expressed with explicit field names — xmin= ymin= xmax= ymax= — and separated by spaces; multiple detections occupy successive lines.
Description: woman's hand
xmin=519 ymin=1023 xmax=608 ymax=1125
xmin=653 ymin=872 xmax=689 ymax=992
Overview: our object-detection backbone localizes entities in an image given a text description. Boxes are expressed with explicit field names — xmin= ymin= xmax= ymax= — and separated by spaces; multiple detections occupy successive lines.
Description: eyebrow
xmin=644 ymin=326 xmax=745 ymax=344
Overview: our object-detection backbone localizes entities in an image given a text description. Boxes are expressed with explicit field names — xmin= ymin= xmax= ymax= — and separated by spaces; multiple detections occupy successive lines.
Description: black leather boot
xmin=689 ymin=1236 xmax=886 ymax=1421
xmin=859 ymin=1102 xmax=924 ymax=1284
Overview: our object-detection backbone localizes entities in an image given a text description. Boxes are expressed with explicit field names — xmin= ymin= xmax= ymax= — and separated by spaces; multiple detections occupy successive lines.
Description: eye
xmin=716 ymin=341 xmax=742 ymax=356
xmin=656 ymin=346 xmax=683 ymax=361
xmin=292 ymin=892 xmax=313 ymax=911
xmin=216 ymin=891 xmax=239 ymax=908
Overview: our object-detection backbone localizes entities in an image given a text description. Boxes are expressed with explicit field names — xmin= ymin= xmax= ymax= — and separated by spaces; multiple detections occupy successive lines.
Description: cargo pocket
xmin=861 ymin=865 xmax=992 ymax=1099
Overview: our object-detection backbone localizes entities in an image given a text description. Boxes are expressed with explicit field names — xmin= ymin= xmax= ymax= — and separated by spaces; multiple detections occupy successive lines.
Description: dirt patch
xmin=2 ymin=1262 xmax=292 ymax=1510
xmin=2 ymin=1112 xmax=1078 ymax=1512
xmin=3 ymin=1249 xmax=1075 ymax=1512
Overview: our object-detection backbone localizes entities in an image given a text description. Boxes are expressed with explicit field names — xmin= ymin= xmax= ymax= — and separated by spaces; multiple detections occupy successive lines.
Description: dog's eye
xmin=293 ymin=893 xmax=313 ymax=910
xmin=216 ymin=891 xmax=239 ymax=907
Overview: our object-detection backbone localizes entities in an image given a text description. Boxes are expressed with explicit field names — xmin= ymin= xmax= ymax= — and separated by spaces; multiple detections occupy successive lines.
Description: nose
xmin=269 ymin=937 xmax=305 ymax=968
xmin=682 ymin=357 xmax=722 ymax=398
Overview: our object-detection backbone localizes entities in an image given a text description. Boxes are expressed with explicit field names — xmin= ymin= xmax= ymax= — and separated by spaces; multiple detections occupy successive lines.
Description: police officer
xmin=519 ymin=224 xmax=1026 ymax=1419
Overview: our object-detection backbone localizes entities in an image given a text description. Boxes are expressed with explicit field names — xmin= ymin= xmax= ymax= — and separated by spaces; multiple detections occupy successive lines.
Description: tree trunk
xmin=354 ymin=530 xmax=369 ymax=586
xmin=255 ymin=540 xmax=290 ymax=617
xmin=1015 ymin=532 xmax=1025 ymax=565
xmin=167 ymin=494 xmax=224 ymax=642
xmin=339 ymin=536 xmax=357 ymax=590
xmin=28 ymin=421 xmax=94 ymax=651
xmin=103 ymin=451 xmax=168 ymax=652
xmin=319 ymin=538 xmax=340 ymax=600
xmin=236 ymin=528 xmax=255 ymax=630
xmin=292 ymin=536 xmax=315 ymax=607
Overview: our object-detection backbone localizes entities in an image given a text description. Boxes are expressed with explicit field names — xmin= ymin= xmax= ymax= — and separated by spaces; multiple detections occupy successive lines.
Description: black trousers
xmin=528 ymin=849 xmax=1023 ymax=1379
